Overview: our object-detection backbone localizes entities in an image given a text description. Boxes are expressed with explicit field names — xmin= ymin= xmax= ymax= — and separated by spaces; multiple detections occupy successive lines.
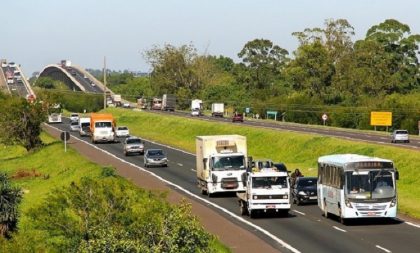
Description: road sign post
xmin=60 ymin=131 xmax=70 ymax=152
xmin=322 ymin=113 xmax=328 ymax=126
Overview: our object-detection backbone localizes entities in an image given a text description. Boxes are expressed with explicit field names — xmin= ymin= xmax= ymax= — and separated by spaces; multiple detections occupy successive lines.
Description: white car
xmin=70 ymin=113 xmax=79 ymax=122
xmin=391 ymin=130 xmax=409 ymax=143
xmin=1 ymin=62 xmax=8 ymax=67
xmin=116 ymin=126 xmax=130 ymax=137
xmin=69 ymin=121 xmax=80 ymax=132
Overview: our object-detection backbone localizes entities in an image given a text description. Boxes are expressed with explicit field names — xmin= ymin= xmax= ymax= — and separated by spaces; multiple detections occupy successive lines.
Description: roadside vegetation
xmin=106 ymin=107 xmax=420 ymax=219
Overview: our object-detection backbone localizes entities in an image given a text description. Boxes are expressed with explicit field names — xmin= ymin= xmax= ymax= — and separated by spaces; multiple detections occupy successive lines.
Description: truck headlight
xmin=390 ymin=198 xmax=397 ymax=207
xmin=345 ymin=199 xmax=353 ymax=208
xmin=253 ymin=195 xmax=258 ymax=200
xmin=283 ymin=195 xmax=288 ymax=199
xmin=298 ymin=191 xmax=306 ymax=196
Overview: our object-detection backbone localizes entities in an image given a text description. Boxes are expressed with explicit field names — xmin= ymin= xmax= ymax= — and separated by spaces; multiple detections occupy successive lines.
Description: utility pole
xmin=103 ymin=56 xmax=107 ymax=109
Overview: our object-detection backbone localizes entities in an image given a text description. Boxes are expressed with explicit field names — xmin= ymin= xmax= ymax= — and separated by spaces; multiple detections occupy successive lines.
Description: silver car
xmin=144 ymin=149 xmax=168 ymax=168
xmin=124 ymin=137 xmax=144 ymax=156
xmin=69 ymin=121 xmax=80 ymax=132
xmin=391 ymin=130 xmax=409 ymax=143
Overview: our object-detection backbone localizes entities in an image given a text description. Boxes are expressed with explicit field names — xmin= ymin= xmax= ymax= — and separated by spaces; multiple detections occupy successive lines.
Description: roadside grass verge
xmin=105 ymin=108 xmax=420 ymax=219
xmin=0 ymin=132 xmax=231 ymax=252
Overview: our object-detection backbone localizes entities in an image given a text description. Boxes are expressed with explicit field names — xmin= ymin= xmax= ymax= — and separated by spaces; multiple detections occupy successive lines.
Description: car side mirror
xmin=395 ymin=169 xmax=399 ymax=180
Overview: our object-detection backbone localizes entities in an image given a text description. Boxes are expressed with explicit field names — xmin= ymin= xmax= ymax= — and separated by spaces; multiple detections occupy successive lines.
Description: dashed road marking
xmin=376 ymin=245 xmax=391 ymax=253
xmin=332 ymin=226 xmax=347 ymax=232
xmin=292 ymin=210 xmax=306 ymax=216
xmin=191 ymin=168 xmax=196 ymax=172
xmin=177 ymin=163 xmax=183 ymax=166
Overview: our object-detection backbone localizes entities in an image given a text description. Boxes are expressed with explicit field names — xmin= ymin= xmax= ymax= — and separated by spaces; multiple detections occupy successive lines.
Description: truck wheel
xmin=201 ymin=188 xmax=207 ymax=195
xmin=249 ymin=209 xmax=256 ymax=218
xmin=240 ymin=201 xmax=247 ymax=215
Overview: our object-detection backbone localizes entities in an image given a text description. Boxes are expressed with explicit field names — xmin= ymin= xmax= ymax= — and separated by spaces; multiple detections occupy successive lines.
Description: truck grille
xmin=255 ymin=195 xmax=287 ymax=200
xmin=354 ymin=203 xmax=387 ymax=211
xmin=221 ymin=177 xmax=238 ymax=189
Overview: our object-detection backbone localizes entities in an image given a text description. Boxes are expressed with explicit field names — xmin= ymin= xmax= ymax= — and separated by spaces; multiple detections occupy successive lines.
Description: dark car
xmin=291 ymin=177 xmax=317 ymax=205
xmin=273 ymin=163 xmax=290 ymax=174
xmin=232 ymin=113 xmax=244 ymax=122
xmin=144 ymin=149 xmax=168 ymax=168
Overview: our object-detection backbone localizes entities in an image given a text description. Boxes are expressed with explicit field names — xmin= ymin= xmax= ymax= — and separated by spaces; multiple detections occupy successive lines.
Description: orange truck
xmin=90 ymin=113 xmax=116 ymax=143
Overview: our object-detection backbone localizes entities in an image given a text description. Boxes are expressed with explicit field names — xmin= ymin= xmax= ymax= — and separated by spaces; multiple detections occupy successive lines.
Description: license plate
xmin=310 ymin=196 xmax=317 ymax=200
xmin=266 ymin=205 xmax=276 ymax=209
xmin=367 ymin=212 xmax=376 ymax=216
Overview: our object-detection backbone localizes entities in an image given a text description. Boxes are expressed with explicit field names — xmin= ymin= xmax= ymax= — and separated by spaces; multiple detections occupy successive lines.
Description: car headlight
xmin=390 ymin=198 xmax=397 ymax=207
xmin=345 ymin=199 xmax=353 ymax=208
xmin=298 ymin=191 xmax=307 ymax=196
xmin=162 ymin=158 xmax=167 ymax=161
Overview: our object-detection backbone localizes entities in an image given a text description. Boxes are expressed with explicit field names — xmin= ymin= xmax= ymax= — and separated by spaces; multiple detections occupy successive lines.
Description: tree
xmin=0 ymin=173 xmax=22 ymax=239
xmin=238 ymin=39 xmax=289 ymax=90
xmin=0 ymin=96 xmax=47 ymax=151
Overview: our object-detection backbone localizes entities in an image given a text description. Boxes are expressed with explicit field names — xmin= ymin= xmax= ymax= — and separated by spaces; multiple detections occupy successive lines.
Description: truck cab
xmin=237 ymin=160 xmax=291 ymax=218
xmin=90 ymin=113 xmax=116 ymax=143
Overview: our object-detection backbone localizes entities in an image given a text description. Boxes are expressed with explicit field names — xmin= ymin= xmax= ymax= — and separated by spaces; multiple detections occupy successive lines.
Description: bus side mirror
xmin=395 ymin=169 xmax=399 ymax=180
xmin=203 ymin=158 xmax=208 ymax=170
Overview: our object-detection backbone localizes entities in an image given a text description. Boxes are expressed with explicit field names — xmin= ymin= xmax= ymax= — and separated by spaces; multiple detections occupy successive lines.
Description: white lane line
xmin=380 ymin=137 xmax=388 ymax=140
xmin=406 ymin=221 xmax=420 ymax=228
xmin=292 ymin=210 xmax=306 ymax=216
xmin=332 ymin=226 xmax=347 ymax=232
xmin=376 ymin=245 xmax=391 ymax=253
xmin=45 ymin=123 xmax=301 ymax=253
xmin=177 ymin=163 xmax=183 ymax=166
xmin=191 ymin=168 xmax=196 ymax=172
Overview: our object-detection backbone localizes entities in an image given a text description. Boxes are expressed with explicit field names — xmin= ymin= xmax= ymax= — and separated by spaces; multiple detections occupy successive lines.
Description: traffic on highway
xmin=46 ymin=115 xmax=420 ymax=253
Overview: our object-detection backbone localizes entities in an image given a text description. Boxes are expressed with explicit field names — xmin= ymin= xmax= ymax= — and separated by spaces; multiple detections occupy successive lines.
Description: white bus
xmin=48 ymin=104 xmax=62 ymax=123
xmin=317 ymin=154 xmax=399 ymax=224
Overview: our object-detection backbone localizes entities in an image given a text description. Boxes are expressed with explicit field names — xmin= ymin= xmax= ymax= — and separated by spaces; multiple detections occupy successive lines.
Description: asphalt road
xmin=53 ymin=118 xmax=420 ymax=253
xmin=150 ymin=110 xmax=420 ymax=150
xmin=64 ymin=66 xmax=103 ymax=93
xmin=1 ymin=66 xmax=30 ymax=97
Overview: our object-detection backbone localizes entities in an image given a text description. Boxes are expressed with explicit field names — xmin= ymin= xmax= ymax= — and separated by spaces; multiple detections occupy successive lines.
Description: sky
xmin=1 ymin=0 xmax=420 ymax=76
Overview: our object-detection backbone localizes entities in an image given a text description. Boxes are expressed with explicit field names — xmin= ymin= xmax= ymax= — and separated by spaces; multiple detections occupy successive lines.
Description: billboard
xmin=370 ymin=112 xmax=392 ymax=126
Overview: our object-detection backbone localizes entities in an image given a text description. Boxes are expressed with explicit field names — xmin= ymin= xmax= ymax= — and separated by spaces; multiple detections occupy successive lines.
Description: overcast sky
xmin=1 ymin=0 xmax=419 ymax=75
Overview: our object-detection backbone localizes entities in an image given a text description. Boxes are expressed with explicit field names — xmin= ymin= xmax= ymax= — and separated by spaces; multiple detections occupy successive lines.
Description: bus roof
xmin=318 ymin=154 xmax=392 ymax=167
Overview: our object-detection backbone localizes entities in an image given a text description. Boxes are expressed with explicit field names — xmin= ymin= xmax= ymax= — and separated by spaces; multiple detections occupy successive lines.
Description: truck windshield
xmin=95 ymin=122 xmax=112 ymax=128
xmin=252 ymin=176 xmax=288 ymax=189
xmin=81 ymin=123 xmax=90 ymax=128
xmin=345 ymin=170 xmax=395 ymax=200
xmin=212 ymin=155 xmax=245 ymax=171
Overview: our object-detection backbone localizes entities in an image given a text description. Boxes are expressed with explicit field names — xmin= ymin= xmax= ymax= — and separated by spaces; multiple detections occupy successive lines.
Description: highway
xmin=149 ymin=110 xmax=420 ymax=150
xmin=52 ymin=118 xmax=420 ymax=253
xmin=1 ymin=65 xmax=30 ymax=97
xmin=62 ymin=66 xmax=103 ymax=93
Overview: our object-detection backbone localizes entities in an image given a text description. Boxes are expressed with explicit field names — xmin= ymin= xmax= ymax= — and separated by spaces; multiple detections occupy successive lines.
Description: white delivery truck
xmin=211 ymin=103 xmax=224 ymax=117
xmin=237 ymin=159 xmax=291 ymax=218
xmin=79 ymin=117 xmax=91 ymax=137
xmin=196 ymin=135 xmax=248 ymax=196
xmin=111 ymin=94 xmax=122 ymax=107
xmin=191 ymin=99 xmax=203 ymax=116
xmin=162 ymin=94 xmax=176 ymax=111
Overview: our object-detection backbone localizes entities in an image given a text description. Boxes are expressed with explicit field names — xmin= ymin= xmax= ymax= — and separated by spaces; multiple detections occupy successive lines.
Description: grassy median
xmin=105 ymin=107 xmax=420 ymax=219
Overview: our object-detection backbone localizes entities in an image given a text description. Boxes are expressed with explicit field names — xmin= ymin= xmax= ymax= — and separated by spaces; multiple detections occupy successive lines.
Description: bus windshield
xmin=252 ymin=176 xmax=288 ymax=189
xmin=212 ymin=155 xmax=245 ymax=171
xmin=345 ymin=170 xmax=395 ymax=200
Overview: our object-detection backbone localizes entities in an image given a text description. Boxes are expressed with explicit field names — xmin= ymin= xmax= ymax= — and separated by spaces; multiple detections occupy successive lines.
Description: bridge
xmin=1 ymin=59 xmax=35 ymax=98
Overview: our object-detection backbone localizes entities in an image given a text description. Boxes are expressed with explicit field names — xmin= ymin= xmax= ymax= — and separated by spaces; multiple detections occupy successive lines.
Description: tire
xmin=249 ymin=209 xmax=257 ymax=219
xmin=201 ymin=188 xmax=207 ymax=195
xmin=240 ymin=201 xmax=248 ymax=215
xmin=124 ymin=151 xmax=128 ymax=156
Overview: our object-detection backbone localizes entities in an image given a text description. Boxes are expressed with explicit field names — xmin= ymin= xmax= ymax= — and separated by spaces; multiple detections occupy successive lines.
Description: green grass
xmin=105 ymin=107 xmax=420 ymax=219
xmin=0 ymin=132 xmax=230 ymax=252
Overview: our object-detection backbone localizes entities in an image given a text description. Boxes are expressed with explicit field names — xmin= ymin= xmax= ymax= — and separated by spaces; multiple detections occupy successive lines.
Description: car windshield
xmin=297 ymin=178 xmax=317 ymax=187
xmin=95 ymin=122 xmax=112 ymax=128
xmin=71 ymin=114 xmax=78 ymax=117
xmin=127 ymin=138 xmax=141 ymax=144
xmin=396 ymin=130 xmax=408 ymax=134
xmin=345 ymin=170 xmax=395 ymax=200
xmin=118 ymin=127 xmax=128 ymax=130
xmin=71 ymin=122 xmax=78 ymax=126
xmin=212 ymin=155 xmax=245 ymax=171
xmin=148 ymin=150 xmax=163 ymax=156
xmin=252 ymin=176 xmax=288 ymax=189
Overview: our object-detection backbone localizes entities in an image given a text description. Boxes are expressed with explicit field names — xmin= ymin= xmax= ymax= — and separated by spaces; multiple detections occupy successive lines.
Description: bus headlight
xmin=345 ymin=199 xmax=353 ymax=208
xmin=390 ymin=198 xmax=397 ymax=207
xmin=298 ymin=191 xmax=306 ymax=196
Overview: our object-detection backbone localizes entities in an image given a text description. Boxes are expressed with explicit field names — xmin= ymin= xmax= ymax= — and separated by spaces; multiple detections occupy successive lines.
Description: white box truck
xmin=162 ymin=94 xmax=176 ymax=111
xmin=211 ymin=103 xmax=224 ymax=117
xmin=196 ymin=135 xmax=248 ymax=196
xmin=191 ymin=99 xmax=203 ymax=116
xmin=237 ymin=159 xmax=290 ymax=218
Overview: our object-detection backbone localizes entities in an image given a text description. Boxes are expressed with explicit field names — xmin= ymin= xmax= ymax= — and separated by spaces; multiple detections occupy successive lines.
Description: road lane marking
xmin=376 ymin=245 xmax=391 ymax=253
xmin=177 ymin=163 xmax=183 ymax=166
xmin=332 ymin=226 xmax=347 ymax=232
xmin=292 ymin=210 xmax=306 ymax=216
xmin=406 ymin=221 xmax=420 ymax=228
xmin=191 ymin=168 xmax=196 ymax=172
xmin=45 ymin=123 xmax=301 ymax=253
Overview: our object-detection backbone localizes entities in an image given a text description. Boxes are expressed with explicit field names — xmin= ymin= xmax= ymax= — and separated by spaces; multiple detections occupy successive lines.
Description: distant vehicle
xmin=116 ymin=126 xmax=130 ymax=137
xmin=71 ymin=70 xmax=77 ymax=76
xmin=70 ymin=113 xmax=79 ymax=122
xmin=191 ymin=99 xmax=203 ymax=116
xmin=61 ymin=60 xmax=72 ymax=67
xmin=91 ymin=82 xmax=96 ymax=87
xmin=137 ymin=98 xmax=148 ymax=109
xmin=211 ymin=103 xmax=224 ymax=117
xmin=124 ymin=136 xmax=145 ymax=156
xmin=273 ymin=163 xmax=290 ymax=174
xmin=318 ymin=154 xmax=399 ymax=224
xmin=144 ymin=149 xmax=168 ymax=167
xmin=69 ymin=121 xmax=80 ymax=132
xmin=291 ymin=177 xmax=318 ymax=205
xmin=8 ymin=62 xmax=16 ymax=68
xmin=7 ymin=78 xmax=14 ymax=84
xmin=232 ymin=113 xmax=244 ymax=122
xmin=1 ymin=61 xmax=7 ymax=68
xmin=48 ymin=104 xmax=62 ymax=123
xmin=90 ymin=113 xmax=116 ymax=143
xmin=79 ymin=117 xmax=91 ymax=137
xmin=111 ymin=94 xmax=122 ymax=107
xmin=122 ymin=102 xmax=130 ymax=108
xmin=162 ymin=94 xmax=176 ymax=111
xmin=391 ymin=130 xmax=409 ymax=143
xmin=152 ymin=97 xmax=162 ymax=110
